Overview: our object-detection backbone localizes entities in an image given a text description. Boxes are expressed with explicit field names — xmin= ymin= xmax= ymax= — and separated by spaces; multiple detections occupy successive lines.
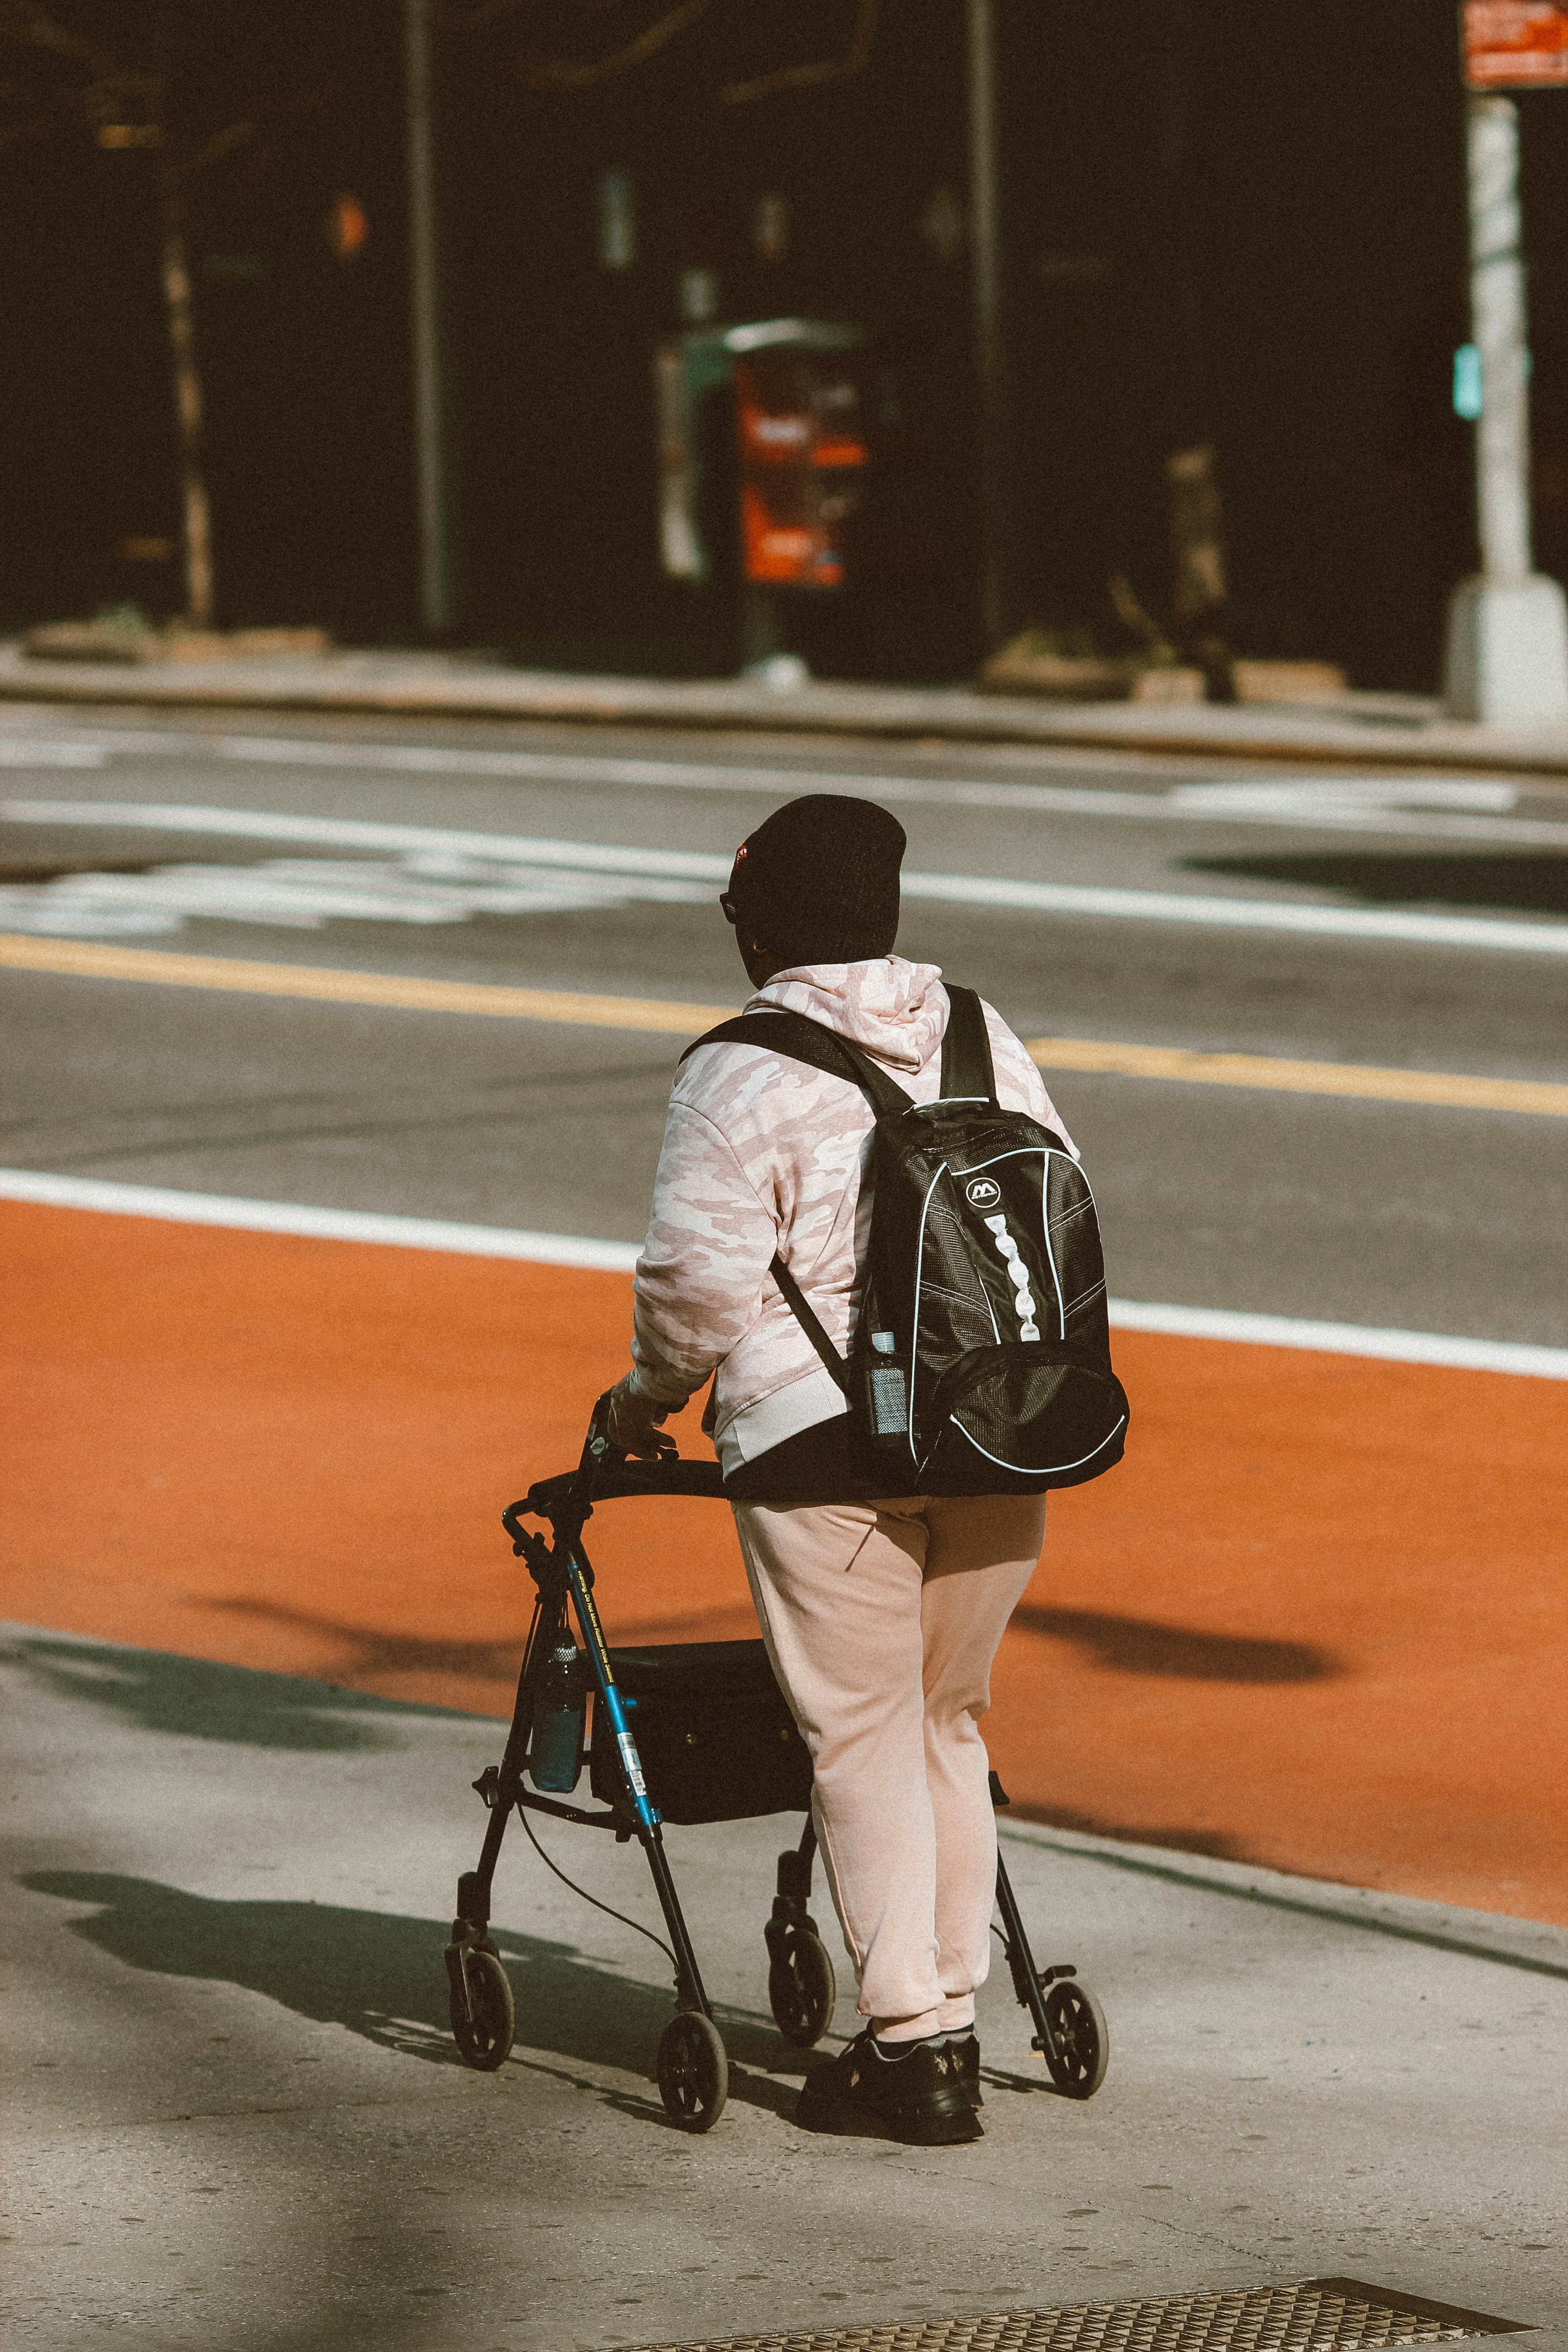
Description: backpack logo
xmin=965 ymin=1176 xmax=1001 ymax=1208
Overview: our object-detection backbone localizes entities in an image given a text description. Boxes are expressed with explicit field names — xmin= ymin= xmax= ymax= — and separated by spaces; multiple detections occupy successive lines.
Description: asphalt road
xmin=2 ymin=704 xmax=1566 ymax=1343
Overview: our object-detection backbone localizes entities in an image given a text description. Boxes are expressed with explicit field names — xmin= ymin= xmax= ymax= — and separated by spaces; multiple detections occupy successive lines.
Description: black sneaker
xmin=949 ymin=2029 xmax=982 ymax=2107
xmin=796 ymin=2029 xmax=983 ymax=2146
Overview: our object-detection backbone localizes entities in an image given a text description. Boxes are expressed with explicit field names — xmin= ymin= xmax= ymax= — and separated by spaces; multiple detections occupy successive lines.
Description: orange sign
xmin=734 ymin=353 xmax=866 ymax=590
xmin=1464 ymin=0 xmax=1568 ymax=87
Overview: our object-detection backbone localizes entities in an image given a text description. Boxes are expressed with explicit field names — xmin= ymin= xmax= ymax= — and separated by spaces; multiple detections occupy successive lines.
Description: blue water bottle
xmin=529 ymin=1638 xmax=587 ymax=1793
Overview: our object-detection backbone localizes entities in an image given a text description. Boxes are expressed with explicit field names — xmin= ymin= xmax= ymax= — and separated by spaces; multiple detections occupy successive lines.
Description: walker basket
xmin=590 ymin=1641 xmax=813 ymax=1825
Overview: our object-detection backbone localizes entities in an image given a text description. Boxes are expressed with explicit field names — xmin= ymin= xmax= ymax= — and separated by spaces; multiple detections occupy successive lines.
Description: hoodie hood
xmin=748 ymin=956 xmax=948 ymax=1076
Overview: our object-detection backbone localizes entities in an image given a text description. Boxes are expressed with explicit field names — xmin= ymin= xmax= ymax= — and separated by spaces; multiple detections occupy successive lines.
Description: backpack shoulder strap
xmin=766 ymin=1251 xmax=851 ymax=1396
xmin=939 ymin=985 xmax=999 ymax=1104
xmin=679 ymin=1009 xmax=908 ymax=1395
xmin=680 ymin=1009 xmax=912 ymax=1118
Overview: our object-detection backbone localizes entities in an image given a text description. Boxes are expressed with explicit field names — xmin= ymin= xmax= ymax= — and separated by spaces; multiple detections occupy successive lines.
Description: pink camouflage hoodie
xmin=628 ymin=956 xmax=1074 ymax=1479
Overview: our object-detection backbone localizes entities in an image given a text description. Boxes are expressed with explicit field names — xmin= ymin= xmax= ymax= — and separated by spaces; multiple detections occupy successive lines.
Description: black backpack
xmin=686 ymin=986 xmax=1129 ymax=1494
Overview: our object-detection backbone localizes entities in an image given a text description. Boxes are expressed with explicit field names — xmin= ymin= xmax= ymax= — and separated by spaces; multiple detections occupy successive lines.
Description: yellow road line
xmin=0 ymin=932 xmax=726 ymax=1035
xmin=1023 ymin=1035 xmax=1568 ymax=1117
xmin=5 ymin=931 xmax=1565 ymax=1117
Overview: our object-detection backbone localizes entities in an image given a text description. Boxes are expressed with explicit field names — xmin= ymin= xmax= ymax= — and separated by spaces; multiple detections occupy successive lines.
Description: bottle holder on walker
xmin=444 ymin=1397 xmax=1109 ymax=2131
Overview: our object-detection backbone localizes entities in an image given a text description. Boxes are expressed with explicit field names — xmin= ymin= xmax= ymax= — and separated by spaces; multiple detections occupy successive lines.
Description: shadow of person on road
xmin=198 ymin=1597 xmax=529 ymax=1706
xmin=17 ymin=1868 xmax=804 ymax=2122
xmin=3 ymin=1633 xmax=476 ymax=1754
xmin=1010 ymin=1607 xmax=1337 ymax=1683
xmin=5 ymin=1602 xmax=1336 ymax=1770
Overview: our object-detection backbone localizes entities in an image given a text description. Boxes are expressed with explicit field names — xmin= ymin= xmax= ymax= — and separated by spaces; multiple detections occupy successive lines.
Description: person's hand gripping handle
xmin=604 ymin=1373 xmax=677 ymax=1461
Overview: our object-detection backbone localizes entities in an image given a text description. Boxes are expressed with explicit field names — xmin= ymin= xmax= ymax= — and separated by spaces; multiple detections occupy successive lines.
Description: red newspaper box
xmin=732 ymin=330 xmax=868 ymax=590
xmin=656 ymin=318 xmax=929 ymax=597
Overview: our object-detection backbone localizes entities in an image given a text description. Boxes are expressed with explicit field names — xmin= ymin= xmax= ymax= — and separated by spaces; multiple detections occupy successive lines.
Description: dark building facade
xmin=0 ymin=1 xmax=416 ymax=640
xmin=2 ymin=0 xmax=1565 ymax=688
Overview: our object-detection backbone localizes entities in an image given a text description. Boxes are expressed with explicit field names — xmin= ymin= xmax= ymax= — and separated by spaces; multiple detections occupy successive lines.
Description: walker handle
xmin=504 ymin=1410 xmax=726 ymax=1546
xmin=568 ymin=1391 xmax=622 ymax=1523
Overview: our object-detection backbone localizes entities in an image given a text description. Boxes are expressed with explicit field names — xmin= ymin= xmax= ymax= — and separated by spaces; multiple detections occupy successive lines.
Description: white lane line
xmin=4 ymin=800 xmax=728 ymax=875
xmin=7 ymin=801 xmax=1568 ymax=954
xmin=5 ymin=1171 xmax=1564 ymax=1378
xmin=0 ymin=1170 xmax=640 ymax=1271
xmin=1107 ymin=1298 xmax=1568 ymax=1379
xmin=3 ymin=724 xmax=1566 ymax=843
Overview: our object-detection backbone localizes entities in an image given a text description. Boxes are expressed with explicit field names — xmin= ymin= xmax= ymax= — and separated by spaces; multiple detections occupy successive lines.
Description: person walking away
xmin=606 ymin=795 xmax=1081 ymax=2147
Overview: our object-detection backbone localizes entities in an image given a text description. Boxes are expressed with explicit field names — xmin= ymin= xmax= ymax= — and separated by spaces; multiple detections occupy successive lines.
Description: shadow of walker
xmin=18 ymin=1869 xmax=806 ymax=2123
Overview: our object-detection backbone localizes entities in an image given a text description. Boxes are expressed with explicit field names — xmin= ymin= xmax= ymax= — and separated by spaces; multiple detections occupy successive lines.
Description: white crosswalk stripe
xmin=0 ymin=848 xmax=710 ymax=938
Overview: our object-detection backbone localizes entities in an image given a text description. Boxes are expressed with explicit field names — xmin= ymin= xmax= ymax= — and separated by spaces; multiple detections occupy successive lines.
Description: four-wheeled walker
xmin=444 ymin=1398 xmax=1109 ymax=2130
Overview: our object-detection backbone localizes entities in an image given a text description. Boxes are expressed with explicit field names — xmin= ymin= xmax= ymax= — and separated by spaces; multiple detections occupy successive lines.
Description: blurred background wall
xmin=0 ymin=0 xmax=1563 ymax=687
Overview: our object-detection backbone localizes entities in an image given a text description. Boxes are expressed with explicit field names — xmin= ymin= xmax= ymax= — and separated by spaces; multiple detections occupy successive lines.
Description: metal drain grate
xmin=616 ymin=2278 xmax=1527 ymax=2352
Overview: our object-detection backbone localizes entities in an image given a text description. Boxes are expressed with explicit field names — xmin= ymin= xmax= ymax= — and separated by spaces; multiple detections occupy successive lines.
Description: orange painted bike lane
xmin=3 ymin=1199 xmax=1563 ymax=1923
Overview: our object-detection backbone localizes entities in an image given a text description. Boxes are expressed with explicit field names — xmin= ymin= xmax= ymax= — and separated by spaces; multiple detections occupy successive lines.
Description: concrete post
xmin=966 ymin=0 xmax=1007 ymax=653
xmin=403 ymin=0 xmax=456 ymax=635
xmin=1442 ymin=93 xmax=1568 ymax=722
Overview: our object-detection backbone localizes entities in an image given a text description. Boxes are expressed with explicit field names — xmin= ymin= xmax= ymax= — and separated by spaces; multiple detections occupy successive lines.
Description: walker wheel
xmin=1039 ymin=1977 xmax=1108 ymax=2098
xmin=768 ymin=1925 xmax=837 ymax=2048
xmin=657 ymin=2010 xmax=728 ymax=2132
xmin=451 ymin=1946 xmax=515 ymax=2072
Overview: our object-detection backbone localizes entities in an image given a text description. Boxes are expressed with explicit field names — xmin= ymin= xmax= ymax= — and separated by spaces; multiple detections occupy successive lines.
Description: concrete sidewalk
xmin=3 ymin=640 xmax=1568 ymax=776
xmin=2 ymin=1624 xmax=1562 ymax=2352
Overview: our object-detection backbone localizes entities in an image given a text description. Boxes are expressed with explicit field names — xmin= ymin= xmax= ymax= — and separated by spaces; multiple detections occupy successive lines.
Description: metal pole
xmin=1441 ymin=78 xmax=1568 ymax=720
xmin=1467 ymin=93 xmax=1533 ymax=583
xmin=157 ymin=172 xmax=215 ymax=631
xmin=404 ymin=0 xmax=454 ymax=634
xmin=966 ymin=0 xmax=1006 ymax=652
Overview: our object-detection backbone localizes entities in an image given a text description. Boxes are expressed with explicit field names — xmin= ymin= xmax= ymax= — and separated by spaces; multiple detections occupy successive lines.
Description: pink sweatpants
xmin=732 ymin=1492 xmax=1046 ymax=2041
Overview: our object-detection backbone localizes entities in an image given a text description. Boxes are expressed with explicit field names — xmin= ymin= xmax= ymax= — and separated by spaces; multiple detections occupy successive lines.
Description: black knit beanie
xmin=722 ymin=794 xmax=906 ymax=966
